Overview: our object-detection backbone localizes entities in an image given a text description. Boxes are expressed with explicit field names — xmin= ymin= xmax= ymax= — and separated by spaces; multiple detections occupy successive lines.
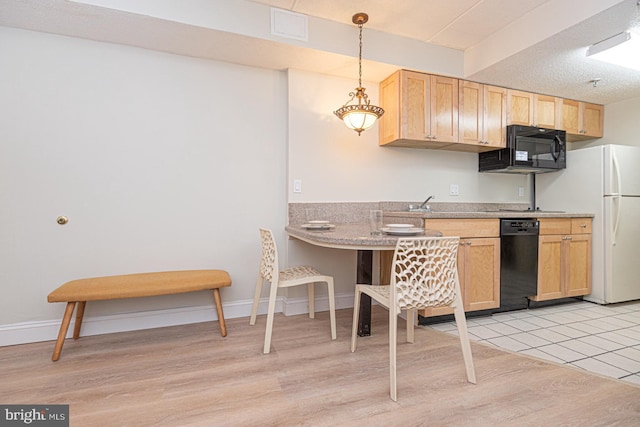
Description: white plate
xmin=307 ymin=220 xmax=330 ymax=225
xmin=384 ymin=224 xmax=415 ymax=230
xmin=302 ymin=223 xmax=335 ymax=230
xmin=382 ymin=227 xmax=424 ymax=236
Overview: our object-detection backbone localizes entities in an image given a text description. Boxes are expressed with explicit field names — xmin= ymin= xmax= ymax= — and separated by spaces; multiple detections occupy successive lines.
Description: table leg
xmin=357 ymin=250 xmax=372 ymax=336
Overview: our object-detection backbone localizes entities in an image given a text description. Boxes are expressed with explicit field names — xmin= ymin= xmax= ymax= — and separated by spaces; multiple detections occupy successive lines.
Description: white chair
xmin=250 ymin=228 xmax=337 ymax=354
xmin=351 ymin=236 xmax=476 ymax=401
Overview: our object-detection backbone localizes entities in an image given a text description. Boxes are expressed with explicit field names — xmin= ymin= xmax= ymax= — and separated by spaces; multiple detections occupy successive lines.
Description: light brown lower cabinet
xmin=531 ymin=218 xmax=592 ymax=302
xmin=379 ymin=235 xmax=501 ymax=317
xmin=420 ymin=219 xmax=500 ymax=317
xmin=378 ymin=216 xmax=592 ymax=315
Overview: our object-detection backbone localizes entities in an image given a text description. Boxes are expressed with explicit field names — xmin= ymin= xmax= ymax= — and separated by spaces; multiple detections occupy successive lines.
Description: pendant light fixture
xmin=333 ymin=13 xmax=384 ymax=136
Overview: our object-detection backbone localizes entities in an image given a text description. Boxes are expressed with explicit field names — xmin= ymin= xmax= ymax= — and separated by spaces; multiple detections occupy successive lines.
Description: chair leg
xmin=249 ymin=275 xmax=263 ymax=326
xmin=73 ymin=301 xmax=86 ymax=340
xmin=406 ymin=309 xmax=415 ymax=343
xmin=308 ymin=282 xmax=315 ymax=319
xmin=452 ymin=294 xmax=477 ymax=384
xmin=263 ymin=280 xmax=279 ymax=354
xmin=327 ymin=278 xmax=336 ymax=340
xmin=350 ymin=287 xmax=362 ymax=352
xmin=389 ymin=306 xmax=398 ymax=401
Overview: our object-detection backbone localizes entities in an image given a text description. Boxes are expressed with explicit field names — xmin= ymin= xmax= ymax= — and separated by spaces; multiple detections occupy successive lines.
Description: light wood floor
xmin=2 ymin=307 xmax=639 ymax=426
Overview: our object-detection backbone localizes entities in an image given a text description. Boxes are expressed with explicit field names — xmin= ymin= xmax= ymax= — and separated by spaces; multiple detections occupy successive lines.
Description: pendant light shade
xmin=333 ymin=13 xmax=384 ymax=135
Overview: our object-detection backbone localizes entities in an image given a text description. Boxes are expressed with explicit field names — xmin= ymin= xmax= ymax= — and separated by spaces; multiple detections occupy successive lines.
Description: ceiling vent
xmin=270 ymin=8 xmax=308 ymax=42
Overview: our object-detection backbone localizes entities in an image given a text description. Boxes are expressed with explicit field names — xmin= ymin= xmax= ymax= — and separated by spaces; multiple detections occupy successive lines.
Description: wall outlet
xmin=518 ymin=186 xmax=525 ymax=197
xmin=449 ymin=184 xmax=459 ymax=196
xmin=293 ymin=179 xmax=302 ymax=193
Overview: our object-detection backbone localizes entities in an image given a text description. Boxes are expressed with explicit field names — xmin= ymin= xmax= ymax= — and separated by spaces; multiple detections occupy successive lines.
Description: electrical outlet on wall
xmin=293 ymin=179 xmax=302 ymax=193
xmin=518 ymin=186 xmax=525 ymax=197
xmin=449 ymin=184 xmax=459 ymax=196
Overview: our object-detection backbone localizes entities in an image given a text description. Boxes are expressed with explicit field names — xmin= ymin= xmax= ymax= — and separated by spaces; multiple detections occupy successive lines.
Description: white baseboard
xmin=0 ymin=292 xmax=355 ymax=347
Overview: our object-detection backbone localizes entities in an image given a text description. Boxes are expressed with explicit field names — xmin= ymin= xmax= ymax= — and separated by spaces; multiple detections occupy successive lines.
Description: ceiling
xmin=250 ymin=0 xmax=552 ymax=51
xmin=1 ymin=0 xmax=640 ymax=105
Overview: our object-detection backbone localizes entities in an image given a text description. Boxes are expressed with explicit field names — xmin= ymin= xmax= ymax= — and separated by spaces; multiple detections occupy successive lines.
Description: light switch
xmin=449 ymin=184 xmax=459 ymax=196
xmin=293 ymin=179 xmax=302 ymax=193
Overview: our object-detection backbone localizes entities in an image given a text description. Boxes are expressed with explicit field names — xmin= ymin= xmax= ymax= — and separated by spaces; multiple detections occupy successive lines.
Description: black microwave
xmin=479 ymin=125 xmax=566 ymax=174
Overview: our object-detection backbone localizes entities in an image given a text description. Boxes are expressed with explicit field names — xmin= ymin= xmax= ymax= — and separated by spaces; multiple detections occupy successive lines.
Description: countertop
xmin=384 ymin=211 xmax=594 ymax=220
xmin=286 ymin=223 xmax=442 ymax=250
xmin=288 ymin=202 xmax=595 ymax=227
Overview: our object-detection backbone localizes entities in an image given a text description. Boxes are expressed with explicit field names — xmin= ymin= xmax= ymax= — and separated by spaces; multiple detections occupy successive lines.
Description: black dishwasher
xmin=495 ymin=219 xmax=539 ymax=313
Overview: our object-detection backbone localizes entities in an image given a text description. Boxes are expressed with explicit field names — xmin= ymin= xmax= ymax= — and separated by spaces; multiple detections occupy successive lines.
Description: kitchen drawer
xmin=424 ymin=219 xmax=499 ymax=238
xmin=571 ymin=218 xmax=592 ymax=234
xmin=538 ymin=218 xmax=571 ymax=235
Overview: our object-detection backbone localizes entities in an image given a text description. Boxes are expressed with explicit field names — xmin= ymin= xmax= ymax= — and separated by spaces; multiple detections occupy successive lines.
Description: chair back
xmin=391 ymin=236 xmax=460 ymax=310
xmin=258 ymin=228 xmax=279 ymax=282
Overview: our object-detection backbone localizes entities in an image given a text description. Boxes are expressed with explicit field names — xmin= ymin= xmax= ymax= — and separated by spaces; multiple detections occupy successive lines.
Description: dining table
xmin=285 ymin=223 xmax=442 ymax=336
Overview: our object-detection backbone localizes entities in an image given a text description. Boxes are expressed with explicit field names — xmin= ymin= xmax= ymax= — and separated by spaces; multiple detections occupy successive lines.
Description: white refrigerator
xmin=537 ymin=144 xmax=640 ymax=304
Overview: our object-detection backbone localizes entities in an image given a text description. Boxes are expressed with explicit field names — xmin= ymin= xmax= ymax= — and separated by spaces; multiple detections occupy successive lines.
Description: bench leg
xmin=212 ymin=289 xmax=227 ymax=337
xmin=73 ymin=301 xmax=86 ymax=339
xmin=52 ymin=302 xmax=76 ymax=362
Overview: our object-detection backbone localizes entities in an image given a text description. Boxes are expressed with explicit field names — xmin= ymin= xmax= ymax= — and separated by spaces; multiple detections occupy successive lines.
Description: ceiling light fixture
xmin=587 ymin=30 xmax=640 ymax=71
xmin=333 ymin=13 xmax=384 ymax=136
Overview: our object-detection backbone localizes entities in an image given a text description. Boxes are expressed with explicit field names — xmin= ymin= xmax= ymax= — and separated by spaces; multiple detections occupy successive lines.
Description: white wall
xmin=3 ymin=24 xmax=591 ymax=345
xmin=284 ymin=69 xmax=530 ymax=298
xmin=581 ymin=96 xmax=640 ymax=148
xmin=0 ymin=27 xmax=287 ymax=341
xmin=287 ymin=69 xmax=528 ymax=203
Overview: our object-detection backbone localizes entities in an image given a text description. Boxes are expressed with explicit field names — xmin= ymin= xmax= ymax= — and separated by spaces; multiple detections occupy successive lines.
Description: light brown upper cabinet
xmin=507 ymin=90 xmax=561 ymax=129
xmin=379 ymin=70 xmax=458 ymax=148
xmin=506 ymin=90 xmax=535 ymax=126
xmin=560 ymin=99 xmax=604 ymax=141
xmin=379 ymin=69 xmax=604 ymax=151
xmin=534 ymin=94 xmax=561 ymax=129
xmin=458 ymin=81 xmax=507 ymax=151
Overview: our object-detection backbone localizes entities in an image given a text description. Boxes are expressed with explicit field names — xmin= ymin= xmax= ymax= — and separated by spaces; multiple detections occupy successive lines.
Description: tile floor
xmin=428 ymin=300 xmax=640 ymax=386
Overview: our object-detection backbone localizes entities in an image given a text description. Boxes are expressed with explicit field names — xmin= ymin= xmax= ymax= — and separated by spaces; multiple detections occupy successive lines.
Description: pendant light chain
xmin=358 ymin=22 xmax=363 ymax=89
xmin=332 ymin=12 xmax=384 ymax=135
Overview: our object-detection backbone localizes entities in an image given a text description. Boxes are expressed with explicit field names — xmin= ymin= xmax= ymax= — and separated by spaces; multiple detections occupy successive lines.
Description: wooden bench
xmin=47 ymin=269 xmax=232 ymax=361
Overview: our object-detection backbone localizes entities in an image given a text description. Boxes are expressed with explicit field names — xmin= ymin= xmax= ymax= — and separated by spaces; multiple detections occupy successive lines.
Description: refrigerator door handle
xmin=611 ymin=150 xmax=622 ymax=245
xmin=612 ymin=195 xmax=622 ymax=246
xmin=612 ymin=148 xmax=622 ymax=196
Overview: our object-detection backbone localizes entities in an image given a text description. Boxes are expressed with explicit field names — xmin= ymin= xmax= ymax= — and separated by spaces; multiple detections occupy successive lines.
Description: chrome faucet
xmin=419 ymin=195 xmax=435 ymax=210
xmin=409 ymin=195 xmax=435 ymax=212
